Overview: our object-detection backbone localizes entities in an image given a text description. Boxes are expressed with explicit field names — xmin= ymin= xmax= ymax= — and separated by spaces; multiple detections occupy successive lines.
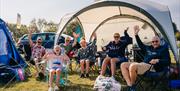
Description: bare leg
xmin=121 ymin=62 xmax=132 ymax=86
xmin=56 ymin=69 xmax=61 ymax=86
xmin=129 ymin=63 xmax=138 ymax=85
xmin=80 ymin=60 xmax=85 ymax=74
xmin=85 ymin=60 xmax=90 ymax=74
xmin=41 ymin=61 xmax=46 ymax=75
xmin=100 ymin=57 xmax=111 ymax=76
xmin=34 ymin=58 xmax=40 ymax=77
xmin=49 ymin=70 xmax=55 ymax=87
xmin=110 ymin=58 xmax=119 ymax=76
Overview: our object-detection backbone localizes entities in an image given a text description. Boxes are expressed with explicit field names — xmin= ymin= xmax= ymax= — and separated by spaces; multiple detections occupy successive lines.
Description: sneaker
xmin=110 ymin=76 xmax=117 ymax=82
xmin=110 ymin=76 xmax=118 ymax=83
xmin=86 ymin=73 xmax=89 ymax=78
xmin=80 ymin=74 xmax=85 ymax=78
xmin=48 ymin=87 xmax=53 ymax=91
xmin=97 ymin=75 xmax=105 ymax=80
xmin=54 ymin=85 xmax=59 ymax=91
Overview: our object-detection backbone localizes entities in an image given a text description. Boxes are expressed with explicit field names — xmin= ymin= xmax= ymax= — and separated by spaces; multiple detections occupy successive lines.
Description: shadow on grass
xmin=89 ymin=74 xmax=99 ymax=81
xmin=68 ymin=69 xmax=81 ymax=75
xmin=0 ymin=77 xmax=31 ymax=89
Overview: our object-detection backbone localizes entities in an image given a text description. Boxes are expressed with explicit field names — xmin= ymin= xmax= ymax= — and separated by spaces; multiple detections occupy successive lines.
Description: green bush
xmin=175 ymin=32 xmax=180 ymax=41
xmin=178 ymin=43 xmax=180 ymax=48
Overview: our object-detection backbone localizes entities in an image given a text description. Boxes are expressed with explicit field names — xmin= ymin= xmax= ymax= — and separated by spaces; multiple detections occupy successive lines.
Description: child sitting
xmin=43 ymin=45 xmax=69 ymax=91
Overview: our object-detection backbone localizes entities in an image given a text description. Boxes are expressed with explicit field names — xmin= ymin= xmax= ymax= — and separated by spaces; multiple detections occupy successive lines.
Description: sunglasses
xmin=66 ymin=40 xmax=70 ymax=41
xmin=152 ymin=40 xmax=159 ymax=43
xmin=56 ymin=50 xmax=60 ymax=52
xmin=37 ymin=41 xmax=42 ymax=44
xmin=114 ymin=36 xmax=120 ymax=39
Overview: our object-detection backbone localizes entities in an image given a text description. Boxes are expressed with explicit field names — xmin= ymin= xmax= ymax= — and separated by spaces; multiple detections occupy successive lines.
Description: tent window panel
xmin=121 ymin=7 xmax=148 ymax=21
xmin=0 ymin=30 xmax=8 ymax=55
xmin=78 ymin=6 xmax=119 ymax=24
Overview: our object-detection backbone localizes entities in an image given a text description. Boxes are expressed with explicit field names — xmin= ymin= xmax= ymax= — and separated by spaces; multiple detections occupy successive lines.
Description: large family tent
xmin=55 ymin=0 xmax=179 ymax=63
xmin=0 ymin=18 xmax=27 ymax=84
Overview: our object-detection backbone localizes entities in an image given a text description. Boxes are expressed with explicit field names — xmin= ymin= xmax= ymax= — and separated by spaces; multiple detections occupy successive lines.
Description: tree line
xmin=7 ymin=18 xmax=58 ymax=42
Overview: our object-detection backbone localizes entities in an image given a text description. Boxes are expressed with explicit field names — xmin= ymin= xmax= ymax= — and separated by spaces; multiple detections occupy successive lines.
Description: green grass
xmin=0 ymin=62 xmax=95 ymax=91
xmin=0 ymin=53 xmax=179 ymax=91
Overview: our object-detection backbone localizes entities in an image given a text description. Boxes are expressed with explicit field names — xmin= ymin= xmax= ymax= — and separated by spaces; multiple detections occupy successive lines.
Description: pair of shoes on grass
xmin=48 ymin=85 xmax=59 ymax=91
xmin=36 ymin=72 xmax=45 ymax=81
xmin=80 ymin=73 xmax=89 ymax=78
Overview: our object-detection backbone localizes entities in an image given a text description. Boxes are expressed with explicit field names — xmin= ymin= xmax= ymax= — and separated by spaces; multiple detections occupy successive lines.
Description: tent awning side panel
xmin=78 ymin=6 xmax=120 ymax=41
xmin=55 ymin=0 xmax=178 ymax=61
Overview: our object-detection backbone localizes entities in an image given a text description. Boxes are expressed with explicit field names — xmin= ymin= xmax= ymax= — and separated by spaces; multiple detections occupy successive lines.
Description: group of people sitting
xmin=27 ymin=25 xmax=171 ymax=91
xmin=28 ymin=27 xmax=97 ymax=91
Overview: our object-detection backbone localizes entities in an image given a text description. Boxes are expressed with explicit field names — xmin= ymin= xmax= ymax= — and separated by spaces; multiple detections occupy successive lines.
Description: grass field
xmin=0 ymin=52 xmax=179 ymax=91
xmin=0 ymin=61 xmax=96 ymax=91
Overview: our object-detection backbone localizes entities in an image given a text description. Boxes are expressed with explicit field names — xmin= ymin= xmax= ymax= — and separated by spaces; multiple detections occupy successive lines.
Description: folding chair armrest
xmin=40 ymin=60 xmax=46 ymax=64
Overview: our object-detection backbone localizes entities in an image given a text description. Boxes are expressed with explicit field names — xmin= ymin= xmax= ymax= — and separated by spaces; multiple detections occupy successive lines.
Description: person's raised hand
xmin=28 ymin=26 xmax=35 ymax=34
xmin=134 ymin=25 xmax=140 ymax=35
xmin=73 ymin=32 xmax=80 ymax=39
xmin=125 ymin=27 xmax=129 ymax=32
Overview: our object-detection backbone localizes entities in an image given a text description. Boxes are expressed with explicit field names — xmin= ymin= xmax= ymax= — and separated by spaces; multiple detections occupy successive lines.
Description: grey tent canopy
xmin=55 ymin=0 xmax=179 ymax=62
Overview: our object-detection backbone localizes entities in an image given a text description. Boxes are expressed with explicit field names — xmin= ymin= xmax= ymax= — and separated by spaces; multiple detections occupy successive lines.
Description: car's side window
xmin=47 ymin=34 xmax=55 ymax=41
xmin=39 ymin=34 xmax=46 ymax=41
xmin=31 ymin=34 xmax=37 ymax=40
xmin=23 ymin=34 xmax=37 ymax=41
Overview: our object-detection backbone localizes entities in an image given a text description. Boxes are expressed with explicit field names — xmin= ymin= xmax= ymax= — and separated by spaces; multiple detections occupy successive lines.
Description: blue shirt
xmin=105 ymin=31 xmax=132 ymax=58
xmin=135 ymin=35 xmax=171 ymax=72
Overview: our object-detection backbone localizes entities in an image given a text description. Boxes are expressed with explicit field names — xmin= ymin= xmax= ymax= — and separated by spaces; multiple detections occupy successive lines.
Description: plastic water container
xmin=170 ymin=80 xmax=180 ymax=89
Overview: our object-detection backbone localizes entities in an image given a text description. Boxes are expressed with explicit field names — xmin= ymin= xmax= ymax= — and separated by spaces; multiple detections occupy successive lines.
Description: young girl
xmin=43 ymin=45 xmax=69 ymax=91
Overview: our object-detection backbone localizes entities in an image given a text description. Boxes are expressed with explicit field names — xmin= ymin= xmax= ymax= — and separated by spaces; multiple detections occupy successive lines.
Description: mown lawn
xmin=0 ymin=52 xmax=179 ymax=91
xmin=0 ymin=61 xmax=96 ymax=91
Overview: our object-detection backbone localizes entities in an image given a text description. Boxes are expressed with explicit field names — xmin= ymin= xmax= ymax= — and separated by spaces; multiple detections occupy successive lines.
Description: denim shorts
xmin=117 ymin=56 xmax=128 ymax=63
xmin=50 ymin=67 xmax=62 ymax=72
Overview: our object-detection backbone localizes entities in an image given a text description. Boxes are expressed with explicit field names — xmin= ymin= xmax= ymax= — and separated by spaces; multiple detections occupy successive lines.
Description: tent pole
xmin=178 ymin=48 xmax=180 ymax=79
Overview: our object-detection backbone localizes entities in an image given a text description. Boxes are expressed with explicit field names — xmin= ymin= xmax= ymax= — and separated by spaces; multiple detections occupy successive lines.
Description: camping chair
xmin=135 ymin=65 xmax=170 ymax=91
xmin=89 ymin=59 xmax=99 ymax=76
xmin=98 ymin=51 xmax=129 ymax=77
xmin=0 ymin=61 xmax=27 ymax=89
xmin=75 ymin=58 xmax=98 ymax=76
xmin=96 ymin=51 xmax=107 ymax=69
xmin=22 ymin=44 xmax=32 ymax=61
xmin=45 ymin=60 xmax=69 ymax=86
xmin=74 ymin=42 xmax=98 ymax=75
xmin=100 ymin=36 xmax=132 ymax=77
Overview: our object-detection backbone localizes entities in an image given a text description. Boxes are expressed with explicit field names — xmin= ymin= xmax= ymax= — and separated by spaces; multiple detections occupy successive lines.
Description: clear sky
xmin=0 ymin=0 xmax=180 ymax=30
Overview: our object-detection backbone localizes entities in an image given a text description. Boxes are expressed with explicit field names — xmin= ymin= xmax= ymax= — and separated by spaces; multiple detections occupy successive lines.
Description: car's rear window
xmin=21 ymin=34 xmax=37 ymax=40
xmin=22 ymin=33 xmax=55 ymax=41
